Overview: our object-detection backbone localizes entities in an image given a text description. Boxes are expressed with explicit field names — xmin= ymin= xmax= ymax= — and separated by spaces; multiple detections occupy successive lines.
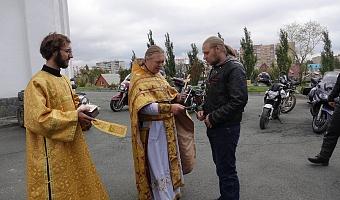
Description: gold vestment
xmin=128 ymin=61 xmax=195 ymax=200
xmin=24 ymin=71 xmax=109 ymax=200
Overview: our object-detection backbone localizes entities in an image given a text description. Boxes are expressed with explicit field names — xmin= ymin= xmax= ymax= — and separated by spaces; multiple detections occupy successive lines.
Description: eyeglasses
xmin=60 ymin=48 xmax=73 ymax=54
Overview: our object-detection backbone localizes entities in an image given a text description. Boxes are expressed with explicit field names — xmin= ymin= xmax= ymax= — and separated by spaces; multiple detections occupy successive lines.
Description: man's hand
xmin=204 ymin=114 xmax=212 ymax=128
xmin=78 ymin=111 xmax=95 ymax=124
xmin=77 ymin=105 xmax=95 ymax=123
xmin=170 ymin=104 xmax=185 ymax=115
xmin=329 ymin=101 xmax=336 ymax=108
xmin=176 ymin=93 xmax=188 ymax=103
xmin=77 ymin=111 xmax=95 ymax=131
xmin=196 ymin=111 xmax=205 ymax=121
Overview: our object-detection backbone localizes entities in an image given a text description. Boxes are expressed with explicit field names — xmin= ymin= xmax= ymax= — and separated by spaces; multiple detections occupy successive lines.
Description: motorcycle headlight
xmin=267 ymin=91 xmax=279 ymax=99
xmin=280 ymin=90 xmax=286 ymax=98
xmin=318 ymin=93 xmax=328 ymax=100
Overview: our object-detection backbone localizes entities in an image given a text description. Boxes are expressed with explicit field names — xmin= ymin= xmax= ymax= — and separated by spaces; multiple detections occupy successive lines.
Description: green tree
xmin=240 ymin=27 xmax=257 ymax=80
xmin=147 ymin=30 xmax=155 ymax=48
xmin=118 ymin=68 xmax=131 ymax=83
xmin=164 ymin=32 xmax=176 ymax=77
xmin=334 ymin=57 xmax=340 ymax=69
xmin=276 ymin=29 xmax=292 ymax=74
xmin=320 ymin=31 xmax=334 ymax=75
xmin=187 ymin=43 xmax=204 ymax=85
xmin=268 ymin=62 xmax=280 ymax=81
xmin=88 ymin=68 xmax=105 ymax=86
xmin=77 ymin=65 xmax=90 ymax=87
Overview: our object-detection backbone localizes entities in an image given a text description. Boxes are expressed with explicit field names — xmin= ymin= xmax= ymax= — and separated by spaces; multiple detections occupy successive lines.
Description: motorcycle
xmin=307 ymin=77 xmax=322 ymax=103
xmin=259 ymin=83 xmax=286 ymax=129
xmin=110 ymin=74 xmax=130 ymax=112
xmin=71 ymin=79 xmax=89 ymax=105
xmin=172 ymin=76 xmax=205 ymax=112
xmin=309 ymin=71 xmax=339 ymax=134
xmin=310 ymin=83 xmax=336 ymax=134
xmin=183 ymin=84 xmax=205 ymax=112
xmin=256 ymin=72 xmax=272 ymax=86
xmin=280 ymin=80 xmax=298 ymax=113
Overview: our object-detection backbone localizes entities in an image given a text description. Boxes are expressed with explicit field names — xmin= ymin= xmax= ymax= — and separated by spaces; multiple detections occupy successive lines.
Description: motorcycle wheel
xmin=259 ymin=107 xmax=271 ymax=129
xmin=110 ymin=99 xmax=124 ymax=112
xmin=17 ymin=106 xmax=24 ymax=128
xmin=281 ymin=94 xmax=296 ymax=113
xmin=312 ymin=112 xmax=330 ymax=134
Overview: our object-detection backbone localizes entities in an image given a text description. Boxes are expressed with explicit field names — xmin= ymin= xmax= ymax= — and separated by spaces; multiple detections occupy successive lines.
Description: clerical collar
xmin=42 ymin=65 xmax=62 ymax=77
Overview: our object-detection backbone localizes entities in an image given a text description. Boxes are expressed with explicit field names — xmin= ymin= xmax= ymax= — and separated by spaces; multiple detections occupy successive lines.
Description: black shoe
xmin=308 ymin=155 xmax=329 ymax=166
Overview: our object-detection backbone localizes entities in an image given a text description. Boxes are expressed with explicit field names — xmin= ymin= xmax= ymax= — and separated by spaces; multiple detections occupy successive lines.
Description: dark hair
xmin=40 ymin=32 xmax=71 ymax=60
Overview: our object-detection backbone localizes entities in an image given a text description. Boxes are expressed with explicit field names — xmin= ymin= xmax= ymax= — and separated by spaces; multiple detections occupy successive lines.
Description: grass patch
xmin=247 ymin=85 xmax=269 ymax=93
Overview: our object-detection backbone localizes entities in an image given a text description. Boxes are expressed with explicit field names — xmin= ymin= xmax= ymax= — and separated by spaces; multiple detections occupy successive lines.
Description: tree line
xmin=76 ymin=21 xmax=340 ymax=88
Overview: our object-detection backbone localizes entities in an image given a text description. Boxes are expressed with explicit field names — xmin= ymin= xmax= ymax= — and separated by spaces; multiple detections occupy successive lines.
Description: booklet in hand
xmin=84 ymin=104 xmax=99 ymax=118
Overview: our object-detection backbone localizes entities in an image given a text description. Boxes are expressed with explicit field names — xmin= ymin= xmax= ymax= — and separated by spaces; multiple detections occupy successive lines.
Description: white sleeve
xmin=139 ymin=103 xmax=159 ymax=115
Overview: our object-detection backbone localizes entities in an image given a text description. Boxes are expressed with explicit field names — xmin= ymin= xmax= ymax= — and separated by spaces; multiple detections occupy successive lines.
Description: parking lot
xmin=1 ymin=92 xmax=340 ymax=200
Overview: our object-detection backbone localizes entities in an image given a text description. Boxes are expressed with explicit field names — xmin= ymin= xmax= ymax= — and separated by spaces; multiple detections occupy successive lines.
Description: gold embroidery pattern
xmin=151 ymin=176 xmax=171 ymax=191
xmin=129 ymin=61 xmax=182 ymax=200
xmin=25 ymin=71 xmax=109 ymax=200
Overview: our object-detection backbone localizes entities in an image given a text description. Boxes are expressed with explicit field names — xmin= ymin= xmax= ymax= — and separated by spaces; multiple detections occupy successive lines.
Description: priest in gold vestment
xmin=129 ymin=45 xmax=195 ymax=200
xmin=24 ymin=33 xmax=109 ymax=200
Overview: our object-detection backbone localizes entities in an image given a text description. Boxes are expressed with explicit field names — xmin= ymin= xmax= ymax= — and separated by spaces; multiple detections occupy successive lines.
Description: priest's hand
xmin=171 ymin=104 xmax=185 ymax=115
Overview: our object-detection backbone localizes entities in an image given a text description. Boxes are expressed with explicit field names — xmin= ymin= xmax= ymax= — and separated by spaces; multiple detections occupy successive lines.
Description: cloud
xmin=68 ymin=0 xmax=340 ymax=66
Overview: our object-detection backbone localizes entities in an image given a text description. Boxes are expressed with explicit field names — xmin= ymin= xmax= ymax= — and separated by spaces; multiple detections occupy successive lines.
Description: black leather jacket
xmin=328 ymin=74 xmax=340 ymax=102
xmin=202 ymin=58 xmax=248 ymax=128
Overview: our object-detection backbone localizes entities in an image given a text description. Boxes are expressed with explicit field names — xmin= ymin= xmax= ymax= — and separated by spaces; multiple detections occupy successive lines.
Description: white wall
xmin=0 ymin=0 xmax=71 ymax=98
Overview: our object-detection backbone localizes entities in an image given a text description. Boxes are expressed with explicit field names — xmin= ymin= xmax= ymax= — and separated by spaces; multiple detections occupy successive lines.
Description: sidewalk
xmin=0 ymin=116 xmax=18 ymax=128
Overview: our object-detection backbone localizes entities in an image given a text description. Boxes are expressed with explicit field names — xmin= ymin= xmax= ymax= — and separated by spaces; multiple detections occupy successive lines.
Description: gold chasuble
xmin=129 ymin=61 xmax=195 ymax=200
xmin=24 ymin=70 xmax=109 ymax=200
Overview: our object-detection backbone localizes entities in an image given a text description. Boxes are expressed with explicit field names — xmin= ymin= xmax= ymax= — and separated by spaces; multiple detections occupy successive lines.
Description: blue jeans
xmin=207 ymin=124 xmax=240 ymax=200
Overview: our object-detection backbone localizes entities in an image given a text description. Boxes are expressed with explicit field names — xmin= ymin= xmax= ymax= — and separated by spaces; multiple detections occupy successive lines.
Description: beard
xmin=209 ymin=57 xmax=221 ymax=66
xmin=55 ymin=52 xmax=69 ymax=69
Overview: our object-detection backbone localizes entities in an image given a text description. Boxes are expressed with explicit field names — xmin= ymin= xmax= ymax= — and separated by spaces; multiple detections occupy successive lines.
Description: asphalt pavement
xmin=1 ymin=92 xmax=339 ymax=200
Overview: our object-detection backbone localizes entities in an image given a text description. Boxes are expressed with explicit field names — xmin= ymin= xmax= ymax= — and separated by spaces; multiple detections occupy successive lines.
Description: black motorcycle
xmin=256 ymin=72 xmax=272 ymax=86
xmin=183 ymin=84 xmax=205 ymax=112
xmin=259 ymin=83 xmax=286 ymax=129
xmin=307 ymin=77 xmax=322 ymax=103
xmin=172 ymin=77 xmax=205 ymax=112
xmin=310 ymin=84 xmax=336 ymax=134
xmin=310 ymin=72 xmax=340 ymax=134
xmin=280 ymin=80 xmax=298 ymax=113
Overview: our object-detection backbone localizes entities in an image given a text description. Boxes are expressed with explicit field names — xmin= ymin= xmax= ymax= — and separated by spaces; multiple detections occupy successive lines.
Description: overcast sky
xmin=67 ymin=0 xmax=340 ymax=67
